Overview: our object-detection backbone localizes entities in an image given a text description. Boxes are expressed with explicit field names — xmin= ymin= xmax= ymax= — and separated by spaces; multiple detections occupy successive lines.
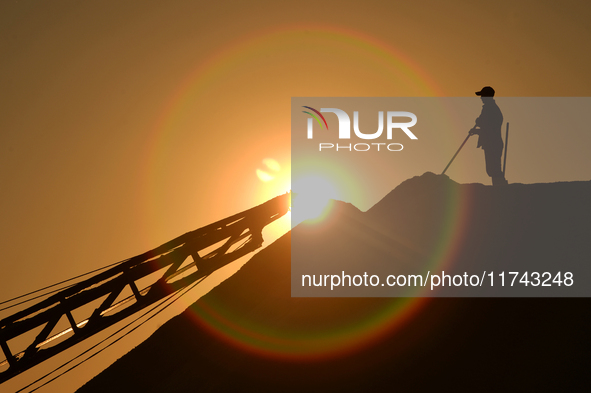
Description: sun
xmin=254 ymin=158 xmax=343 ymax=234
xmin=291 ymin=174 xmax=340 ymax=226
xmin=254 ymin=157 xmax=291 ymax=244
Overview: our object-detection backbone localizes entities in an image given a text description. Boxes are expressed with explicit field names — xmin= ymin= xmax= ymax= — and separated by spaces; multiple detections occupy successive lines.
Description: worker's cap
xmin=475 ymin=86 xmax=495 ymax=97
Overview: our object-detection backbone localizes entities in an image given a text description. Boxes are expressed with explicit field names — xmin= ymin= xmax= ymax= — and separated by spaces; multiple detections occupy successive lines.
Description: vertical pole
xmin=503 ymin=123 xmax=509 ymax=176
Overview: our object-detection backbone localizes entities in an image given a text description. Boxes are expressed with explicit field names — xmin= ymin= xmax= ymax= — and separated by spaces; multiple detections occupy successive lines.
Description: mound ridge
xmin=78 ymin=173 xmax=591 ymax=392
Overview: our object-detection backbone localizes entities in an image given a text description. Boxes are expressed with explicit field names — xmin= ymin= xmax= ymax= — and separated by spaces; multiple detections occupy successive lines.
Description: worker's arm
xmin=470 ymin=104 xmax=488 ymax=135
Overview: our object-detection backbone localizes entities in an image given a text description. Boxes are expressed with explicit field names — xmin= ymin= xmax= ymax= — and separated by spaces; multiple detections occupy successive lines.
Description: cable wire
xmin=13 ymin=236 xmax=251 ymax=392
xmin=0 ymin=284 xmax=78 ymax=313
xmin=17 ymin=276 xmax=205 ymax=393
xmin=0 ymin=259 xmax=128 ymax=308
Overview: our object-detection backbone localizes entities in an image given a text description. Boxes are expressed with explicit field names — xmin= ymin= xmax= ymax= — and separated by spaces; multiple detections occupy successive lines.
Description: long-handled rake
xmin=441 ymin=134 xmax=472 ymax=175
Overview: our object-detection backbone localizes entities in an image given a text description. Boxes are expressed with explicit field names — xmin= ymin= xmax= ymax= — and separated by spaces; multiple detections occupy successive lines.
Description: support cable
xmin=0 ymin=260 xmax=128 ymax=309
xmin=17 ymin=275 xmax=206 ymax=393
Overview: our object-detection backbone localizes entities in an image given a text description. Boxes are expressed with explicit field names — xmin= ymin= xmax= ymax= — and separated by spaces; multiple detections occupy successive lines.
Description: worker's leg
xmin=485 ymin=148 xmax=507 ymax=186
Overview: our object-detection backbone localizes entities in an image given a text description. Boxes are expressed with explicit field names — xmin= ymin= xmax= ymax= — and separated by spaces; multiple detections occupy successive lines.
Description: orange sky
xmin=1 ymin=1 xmax=590 ymax=391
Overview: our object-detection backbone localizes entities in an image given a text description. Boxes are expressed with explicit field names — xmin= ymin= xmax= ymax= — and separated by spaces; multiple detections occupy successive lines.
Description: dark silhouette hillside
xmin=78 ymin=173 xmax=591 ymax=392
xmin=293 ymin=172 xmax=590 ymax=296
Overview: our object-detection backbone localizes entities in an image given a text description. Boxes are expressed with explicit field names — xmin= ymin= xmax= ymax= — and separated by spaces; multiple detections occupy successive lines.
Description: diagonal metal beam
xmin=0 ymin=192 xmax=290 ymax=383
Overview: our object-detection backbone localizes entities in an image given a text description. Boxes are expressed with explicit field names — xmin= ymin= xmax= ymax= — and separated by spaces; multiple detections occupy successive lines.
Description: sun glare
xmin=254 ymin=157 xmax=343 ymax=235
xmin=255 ymin=157 xmax=291 ymax=244
xmin=256 ymin=158 xmax=281 ymax=182
xmin=291 ymin=174 xmax=340 ymax=226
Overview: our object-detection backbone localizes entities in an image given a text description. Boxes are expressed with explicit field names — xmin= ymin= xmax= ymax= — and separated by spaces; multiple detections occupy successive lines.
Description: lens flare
xmin=256 ymin=158 xmax=281 ymax=182
xmin=291 ymin=174 xmax=339 ymax=225
xmin=145 ymin=24 xmax=444 ymax=361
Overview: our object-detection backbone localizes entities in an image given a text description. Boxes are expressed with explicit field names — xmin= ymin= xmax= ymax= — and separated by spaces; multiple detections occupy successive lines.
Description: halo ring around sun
xmin=141 ymin=24 xmax=470 ymax=361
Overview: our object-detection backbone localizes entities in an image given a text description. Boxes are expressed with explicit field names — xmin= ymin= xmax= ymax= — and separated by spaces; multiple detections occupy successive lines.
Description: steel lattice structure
xmin=0 ymin=193 xmax=290 ymax=383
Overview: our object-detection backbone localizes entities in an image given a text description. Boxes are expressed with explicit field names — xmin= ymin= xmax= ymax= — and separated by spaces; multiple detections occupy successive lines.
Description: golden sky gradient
xmin=1 ymin=1 xmax=590 ymax=391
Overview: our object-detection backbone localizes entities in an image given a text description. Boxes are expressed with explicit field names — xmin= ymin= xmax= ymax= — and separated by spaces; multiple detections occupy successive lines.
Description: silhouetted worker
xmin=469 ymin=86 xmax=508 ymax=186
